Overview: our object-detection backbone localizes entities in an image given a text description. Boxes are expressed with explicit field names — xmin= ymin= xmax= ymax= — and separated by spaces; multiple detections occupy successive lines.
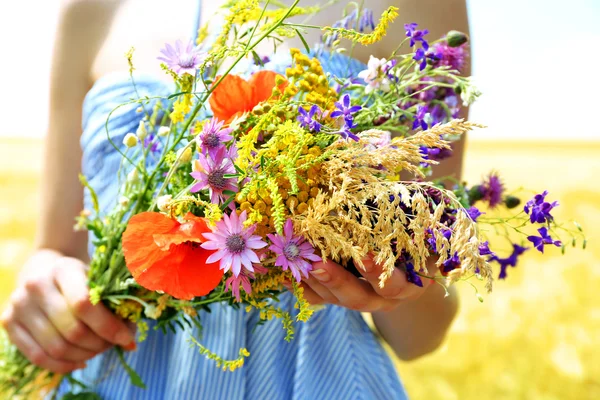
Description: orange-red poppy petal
xmin=249 ymin=70 xmax=287 ymax=105
xmin=134 ymin=242 xmax=223 ymax=300
xmin=122 ymin=212 xmax=224 ymax=300
xmin=209 ymin=74 xmax=254 ymax=122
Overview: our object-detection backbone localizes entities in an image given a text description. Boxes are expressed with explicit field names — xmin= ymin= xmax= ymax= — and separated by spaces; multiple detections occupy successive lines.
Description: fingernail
xmin=117 ymin=330 xmax=134 ymax=347
xmin=309 ymin=269 xmax=330 ymax=283
xmin=76 ymin=362 xmax=87 ymax=370
xmin=123 ymin=340 xmax=137 ymax=352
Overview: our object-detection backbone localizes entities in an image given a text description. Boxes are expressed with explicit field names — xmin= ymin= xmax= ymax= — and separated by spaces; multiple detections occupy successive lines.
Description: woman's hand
xmin=295 ymin=256 xmax=434 ymax=312
xmin=0 ymin=250 xmax=136 ymax=374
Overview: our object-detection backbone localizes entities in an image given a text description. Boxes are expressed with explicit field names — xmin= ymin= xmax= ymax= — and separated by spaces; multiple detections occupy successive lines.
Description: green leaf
xmin=574 ymin=221 xmax=583 ymax=232
xmin=251 ymin=50 xmax=264 ymax=67
xmin=294 ymin=28 xmax=311 ymax=53
xmin=583 ymin=239 xmax=587 ymax=250
xmin=61 ymin=392 xmax=102 ymax=400
xmin=115 ymin=347 xmax=146 ymax=389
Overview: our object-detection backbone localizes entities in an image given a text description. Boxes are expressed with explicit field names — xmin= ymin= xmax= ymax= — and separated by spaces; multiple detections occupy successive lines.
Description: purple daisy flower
xmin=158 ymin=39 xmax=207 ymax=77
xmin=524 ymin=190 xmax=559 ymax=224
xmin=297 ymin=105 xmax=322 ymax=132
xmin=201 ymin=210 xmax=268 ymax=277
xmin=197 ymin=118 xmax=233 ymax=160
xmin=190 ymin=147 xmax=237 ymax=204
xmin=481 ymin=172 xmax=505 ymax=208
xmin=267 ymin=219 xmax=321 ymax=282
xmin=527 ymin=227 xmax=562 ymax=253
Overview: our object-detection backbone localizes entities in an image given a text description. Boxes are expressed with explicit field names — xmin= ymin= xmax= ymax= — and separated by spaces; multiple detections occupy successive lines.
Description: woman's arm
xmin=2 ymin=0 xmax=135 ymax=374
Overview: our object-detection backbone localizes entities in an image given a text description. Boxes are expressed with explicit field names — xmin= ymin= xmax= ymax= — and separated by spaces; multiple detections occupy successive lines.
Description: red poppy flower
xmin=122 ymin=212 xmax=224 ymax=300
xmin=209 ymin=70 xmax=288 ymax=123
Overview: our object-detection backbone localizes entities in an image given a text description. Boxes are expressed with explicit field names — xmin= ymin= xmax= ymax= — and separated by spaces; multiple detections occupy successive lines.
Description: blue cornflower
xmin=404 ymin=262 xmax=424 ymax=287
xmin=331 ymin=94 xmax=362 ymax=123
xmin=358 ymin=9 xmax=376 ymax=33
xmin=404 ymin=23 xmax=429 ymax=49
xmin=527 ymin=227 xmax=561 ymax=253
xmin=412 ymin=105 xmax=429 ymax=130
xmin=442 ymin=252 xmax=461 ymax=273
xmin=490 ymin=244 xmax=528 ymax=279
xmin=524 ymin=190 xmax=558 ymax=224
xmin=297 ymin=105 xmax=322 ymax=132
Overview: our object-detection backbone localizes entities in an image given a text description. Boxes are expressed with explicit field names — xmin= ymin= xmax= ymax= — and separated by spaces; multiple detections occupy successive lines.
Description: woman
xmin=1 ymin=0 xmax=469 ymax=398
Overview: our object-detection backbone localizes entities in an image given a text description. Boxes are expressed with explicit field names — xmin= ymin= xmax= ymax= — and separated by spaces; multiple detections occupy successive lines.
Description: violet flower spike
xmin=201 ymin=210 xmax=268 ymax=277
xmin=481 ymin=172 xmax=505 ymax=208
xmin=412 ymin=105 xmax=429 ymax=130
xmin=297 ymin=105 xmax=322 ymax=133
xmin=267 ymin=219 xmax=321 ymax=282
xmin=197 ymin=118 xmax=233 ymax=161
xmin=158 ymin=39 xmax=207 ymax=77
xmin=189 ymin=147 xmax=237 ymax=204
xmin=404 ymin=262 xmax=423 ymax=287
xmin=358 ymin=8 xmax=376 ymax=33
xmin=527 ymin=227 xmax=562 ymax=253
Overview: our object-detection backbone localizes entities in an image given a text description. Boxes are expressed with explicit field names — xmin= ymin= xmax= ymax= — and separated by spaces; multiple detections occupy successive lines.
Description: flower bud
xmin=157 ymin=126 xmax=170 ymax=137
xmin=119 ymin=196 xmax=130 ymax=206
xmin=446 ymin=30 xmax=468 ymax=47
xmin=504 ymin=195 xmax=521 ymax=209
xmin=136 ymin=121 xmax=148 ymax=141
xmin=123 ymin=133 xmax=138 ymax=148
xmin=157 ymin=194 xmax=173 ymax=212
xmin=275 ymin=75 xmax=286 ymax=86
xmin=468 ymin=185 xmax=484 ymax=202
xmin=127 ymin=168 xmax=139 ymax=183
xmin=136 ymin=107 xmax=144 ymax=113
xmin=177 ymin=147 xmax=193 ymax=163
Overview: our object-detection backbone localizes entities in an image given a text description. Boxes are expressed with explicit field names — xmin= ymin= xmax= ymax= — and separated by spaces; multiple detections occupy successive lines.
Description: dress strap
xmin=192 ymin=0 xmax=203 ymax=42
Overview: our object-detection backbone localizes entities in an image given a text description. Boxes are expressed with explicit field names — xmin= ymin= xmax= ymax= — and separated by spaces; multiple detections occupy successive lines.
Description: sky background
xmin=0 ymin=0 xmax=598 ymax=140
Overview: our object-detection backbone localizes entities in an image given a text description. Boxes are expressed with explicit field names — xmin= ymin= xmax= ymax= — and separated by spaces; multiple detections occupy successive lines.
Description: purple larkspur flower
xmin=331 ymin=94 xmax=362 ymax=123
xmin=527 ymin=227 xmax=562 ymax=253
xmin=524 ymin=190 xmax=559 ymax=224
xmin=432 ymin=40 xmax=467 ymax=71
xmin=404 ymin=262 xmax=423 ymax=287
xmin=190 ymin=147 xmax=237 ymax=204
xmin=419 ymin=144 xmax=453 ymax=166
xmin=490 ymin=244 xmax=528 ymax=279
xmin=201 ymin=210 xmax=268 ymax=277
xmin=158 ymin=39 xmax=207 ymax=76
xmin=412 ymin=105 xmax=429 ymax=130
xmin=297 ymin=105 xmax=322 ymax=132
xmin=335 ymin=120 xmax=360 ymax=142
xmin=466 ymin=206 xmax=484 ymax=221
xmin=426 ymin=228 xmax=452 ymax=253
xmin=478 ymin=241 xmax=494 ymax=257
xmin=197 ymin=118 xmax=233 ymax=160
xmin=481 ymin=172 xmax=505 ymax=208
xmin=442 ymin=252 xmax=461 ymax=273
xmin=267 ymin=219 xmax=321 ymax=282
xmin=413 ymin=48 xmax=440 ymax=71
xmin=359 ymin=9 xmax=376 ymax=32
xmin=404 ymin=23 xmax=429 ymax=49
xmin=143 ymin=134 xmax=160 ymax=153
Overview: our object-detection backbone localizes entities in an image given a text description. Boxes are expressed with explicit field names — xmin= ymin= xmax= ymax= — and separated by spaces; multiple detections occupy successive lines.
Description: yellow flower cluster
xmin=245 ymin=299 xmax=295 ymax=342
xmin=321 ymin=6 xmax=399 ymax=46
xmin=250 ymin=267 xmax=289 ymax=295
xmin=190 ymin=337 xmax=250 ymax=372
xmin=285 ymin=49 xmax=338 ymax=110
xmin=114 ymin=300 xmax=143 ymax=322
xmin=170 ymin=74 xmax=195 ymax=124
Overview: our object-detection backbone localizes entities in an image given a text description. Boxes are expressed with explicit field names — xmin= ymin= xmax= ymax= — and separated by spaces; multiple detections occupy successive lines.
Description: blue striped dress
xmin=55 ymin=3 xmax=409 ymax=399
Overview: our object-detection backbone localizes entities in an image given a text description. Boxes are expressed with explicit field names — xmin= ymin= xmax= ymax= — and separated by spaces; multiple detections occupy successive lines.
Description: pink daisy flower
xmin=158 ymin=39 xmax=206 ymax=76
xmin=190 ymin=147 xmax=237 ymax=204
xmin=225 ymin=264 xmax=268 ymax=302
xmin=201 ymin=211 xmax=267 ymax=277
xmin=267 ymin=219 xmax=321 ymax=282
xmin=197 ymin=118 xmax=233 ymax=160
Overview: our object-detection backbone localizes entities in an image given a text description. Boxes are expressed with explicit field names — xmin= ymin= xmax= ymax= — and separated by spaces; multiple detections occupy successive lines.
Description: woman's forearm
xmin=372 ymin=283 xmax=458 ymax=361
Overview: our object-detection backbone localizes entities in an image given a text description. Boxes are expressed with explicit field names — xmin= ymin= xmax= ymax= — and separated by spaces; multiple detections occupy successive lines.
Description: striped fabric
xmin=54 ymin=4 xmax=409 ymax=399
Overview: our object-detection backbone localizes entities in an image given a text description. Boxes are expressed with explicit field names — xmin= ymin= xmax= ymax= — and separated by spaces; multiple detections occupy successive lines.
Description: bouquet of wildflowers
xmin=0 ymin=1 xmax=586 ymax=398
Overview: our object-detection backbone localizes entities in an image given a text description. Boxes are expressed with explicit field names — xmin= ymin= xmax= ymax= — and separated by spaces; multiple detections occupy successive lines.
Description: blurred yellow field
xmin=0 ymin=137 xmax=598 ymax=399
